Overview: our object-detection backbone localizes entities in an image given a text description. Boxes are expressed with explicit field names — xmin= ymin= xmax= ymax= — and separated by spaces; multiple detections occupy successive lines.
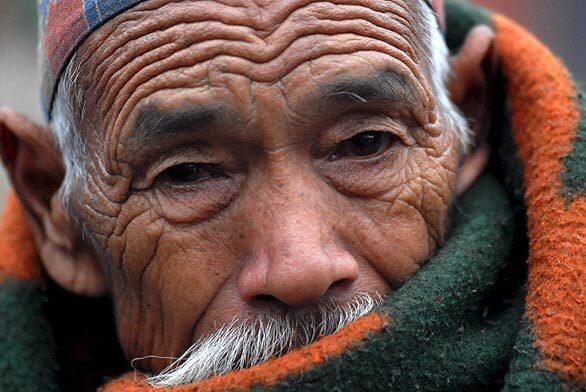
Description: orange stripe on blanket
xmin=100 ymin=312 xmax=389 ymax=392
xmin=494 ymin=15 xmax=586 ymax=383
xmin=0 ymin=191 xmax=42 ymax=282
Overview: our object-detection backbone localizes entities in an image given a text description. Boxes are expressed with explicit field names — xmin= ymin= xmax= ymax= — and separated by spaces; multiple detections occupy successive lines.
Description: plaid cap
xmin=38 ymin=0 xmax=443 ymax=120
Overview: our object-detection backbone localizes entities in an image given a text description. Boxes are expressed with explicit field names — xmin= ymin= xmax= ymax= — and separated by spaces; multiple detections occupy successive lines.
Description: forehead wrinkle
xmin=262 ymin=3 xmax=420 ymax=62
xmin=106 ymin=30 xmax=424 ymax=118
xmin=98 ymin=23 xmax=255 ymax=125
xmin=81 ymin=0 xmax=430 ymax=174
xmin=93 ymin=9 xmax=261 ymax=122
xmin=96 ymin=27 xmax=255 ymax=107
xmin=91 ymin=0 xmax=424 ymax=112
xmin=87 ymin=0 xmax=425 ymax=105
xmin=90 ymin=2 xmax=267 ymax=86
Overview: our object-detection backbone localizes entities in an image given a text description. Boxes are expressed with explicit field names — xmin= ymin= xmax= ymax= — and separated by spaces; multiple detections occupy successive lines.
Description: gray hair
xmin=50 ymin=0 xmax=469 ymax=206
xmin=141 ymin=292 xmax=380 ymax=387
xmin=51 ymin=53 xmax=86 ymax=210
xmin=420 ymin=2 xmax=472 ymax=148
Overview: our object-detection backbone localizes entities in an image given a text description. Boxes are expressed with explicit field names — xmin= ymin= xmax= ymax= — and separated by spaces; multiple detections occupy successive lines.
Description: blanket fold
xmin=1 ymin=1 xmax=584 ymax=391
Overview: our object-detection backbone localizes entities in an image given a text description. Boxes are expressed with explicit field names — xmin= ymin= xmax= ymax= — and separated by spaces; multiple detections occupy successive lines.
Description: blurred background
xmin=1 ymin=0 xmax=585 ymax=208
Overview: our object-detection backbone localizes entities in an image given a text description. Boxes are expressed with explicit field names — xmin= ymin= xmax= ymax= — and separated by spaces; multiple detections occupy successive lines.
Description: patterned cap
xmin=38 ymin=0 xmax=444 ymax=120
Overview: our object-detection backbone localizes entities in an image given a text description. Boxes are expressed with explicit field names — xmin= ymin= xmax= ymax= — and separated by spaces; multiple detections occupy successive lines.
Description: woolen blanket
xmin=1 ymin=1 xmax=584 ymax=390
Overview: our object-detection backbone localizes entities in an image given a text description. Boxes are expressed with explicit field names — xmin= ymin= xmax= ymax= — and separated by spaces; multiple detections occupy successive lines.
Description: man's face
xmin=70 ymin=0 xmax=459 ymax=371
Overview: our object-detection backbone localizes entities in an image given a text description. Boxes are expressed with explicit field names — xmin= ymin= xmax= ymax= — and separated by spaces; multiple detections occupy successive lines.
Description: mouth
xmin=141 ymin=292 xmax=381 ymax=387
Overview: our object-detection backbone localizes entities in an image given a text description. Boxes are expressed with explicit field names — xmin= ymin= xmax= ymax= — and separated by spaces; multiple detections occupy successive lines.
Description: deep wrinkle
xmin=44 ymin=0 xmax=461 ymax=373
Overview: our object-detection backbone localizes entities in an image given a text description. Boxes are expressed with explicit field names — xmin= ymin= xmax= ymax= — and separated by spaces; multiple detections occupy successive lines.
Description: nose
xmin=238 ymin=185 xmax=358 ymax=308
xmin=239 ymin=241 xmax=359 ymax=307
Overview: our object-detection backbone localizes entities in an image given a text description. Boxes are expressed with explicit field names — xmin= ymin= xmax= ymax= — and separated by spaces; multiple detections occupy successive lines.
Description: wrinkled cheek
xmin=109 ymin=223 xmax=245 ymax=370
xmin=99 ymin=212 xmax=168 ymax=364
xmin=420 ymin=166 xmax=458 ymax=244
xmin=367 ymin=202 xmax=435 ymax=287
xmin=401 ymin=140 xmax=458 ymax=244
xmin=109 ymin=246 xmax=213 ymax=368
xmin=340 ymin=160 xmax=455 ymax=287
xmin=153 ymin=179 xmax=241 ymax=224
xmin=74 ymin=179 xmax=244 ymax=366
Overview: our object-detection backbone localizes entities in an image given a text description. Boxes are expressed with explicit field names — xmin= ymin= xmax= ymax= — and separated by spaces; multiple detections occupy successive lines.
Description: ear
xmin=448 ymin=25 xmax=496 ymax=196
xmin=0 ymin=108 xmax=107 ymax=296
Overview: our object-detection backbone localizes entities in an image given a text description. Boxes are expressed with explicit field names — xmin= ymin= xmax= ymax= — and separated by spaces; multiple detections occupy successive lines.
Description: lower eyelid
xmin=131 ymin=163 xmax=195 ymax=190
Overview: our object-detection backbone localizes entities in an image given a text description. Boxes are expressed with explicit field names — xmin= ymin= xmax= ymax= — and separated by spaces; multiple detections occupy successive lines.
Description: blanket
xmin=1 ymin=1 xmax=584 ymax=390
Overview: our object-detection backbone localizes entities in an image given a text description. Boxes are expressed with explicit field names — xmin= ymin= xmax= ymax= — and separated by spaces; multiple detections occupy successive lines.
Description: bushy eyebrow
xmin=126 ymin=69 xmax=419 ymax=158
xmin=131 ymin=103 xmax=222 ymax=143
xmin=124 ymin=102 xmax=229 ymax=161
xmin=320 ymin=69 xmax=419 ymax=107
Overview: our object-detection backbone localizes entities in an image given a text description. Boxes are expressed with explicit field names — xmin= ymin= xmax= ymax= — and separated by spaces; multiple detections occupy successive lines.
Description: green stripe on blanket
xmin=504 ymin=319 xmax=578 ymax=392
xmin=562 ymin=89 xmax=586 ymax=201
xmin=0 ymin=279 xmax=58 ymax=392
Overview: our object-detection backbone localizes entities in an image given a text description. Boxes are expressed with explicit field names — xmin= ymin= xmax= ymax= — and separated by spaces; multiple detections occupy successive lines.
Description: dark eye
xmin=160 ymin=163 xmax=225 ymax=185
xmin=333 ymin=131 xmax=396 ymax=160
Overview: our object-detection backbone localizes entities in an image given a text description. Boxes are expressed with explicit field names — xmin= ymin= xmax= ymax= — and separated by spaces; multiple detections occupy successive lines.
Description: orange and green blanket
xmin=1 ymin=1 xmax=584 ymax=391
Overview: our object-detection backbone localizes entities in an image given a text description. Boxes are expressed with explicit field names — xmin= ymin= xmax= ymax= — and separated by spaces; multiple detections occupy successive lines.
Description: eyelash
xmin=328 ymin=130 xmax=399 ymax=161
xmin=157 ymin=162 xmax=227 ymax=187
xmin=151 ymin=129 xmax=400 ymax=188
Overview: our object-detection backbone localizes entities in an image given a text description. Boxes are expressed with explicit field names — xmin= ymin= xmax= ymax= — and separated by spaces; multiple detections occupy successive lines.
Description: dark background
xmin=1 ymin=0 xmax=585 ymax=205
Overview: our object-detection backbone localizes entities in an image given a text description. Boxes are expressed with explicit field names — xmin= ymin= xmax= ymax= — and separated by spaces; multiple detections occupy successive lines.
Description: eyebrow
xmin=131 ymin=103 xmax=222 ymax=146
xmin=320 ymin=69 xmax=420 ymax=107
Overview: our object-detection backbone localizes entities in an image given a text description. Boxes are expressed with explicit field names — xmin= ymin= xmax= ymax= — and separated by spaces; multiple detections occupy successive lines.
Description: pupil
xmin=351 ymin=132 xmax=382 ymax=156
xmin=167 ymin=163 xmax=201 ymax=183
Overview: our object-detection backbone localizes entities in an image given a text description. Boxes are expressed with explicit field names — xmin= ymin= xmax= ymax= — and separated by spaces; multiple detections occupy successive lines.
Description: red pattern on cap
xmin=43 ymin=0 xmax=87 ymax=74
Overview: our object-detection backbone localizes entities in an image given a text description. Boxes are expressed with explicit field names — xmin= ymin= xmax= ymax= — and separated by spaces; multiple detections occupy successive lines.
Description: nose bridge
xmin=267 ymin=188 xmax=324 ymax=264
xmin=238 ymin=157 xmax=358 ymax=307
xmin=255 ymin=144 xmax=322 ymax=218
xmin=261 ymin=156 xmax=327 ymax=264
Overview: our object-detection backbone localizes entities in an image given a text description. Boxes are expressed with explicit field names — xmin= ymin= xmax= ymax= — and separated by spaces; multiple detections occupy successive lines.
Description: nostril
xmin=250 ymin=294 xmax=281 ymax=306
xmin=329 ymin=278 xmax=354 ymax=293
xmin=254 ymin=294 xmax=276 ymax=303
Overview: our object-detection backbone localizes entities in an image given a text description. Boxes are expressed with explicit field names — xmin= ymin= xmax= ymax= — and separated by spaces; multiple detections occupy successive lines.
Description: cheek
xmin=338 ymin=196 xmax=434 ymax=289
xmin=334 ymin=145 xmax=457 ymax=287
xmin=153 ymin=176 xmax=242 ymax=224
xmin=81 ymin=189 xmax=245 ymax=366
xmin=113 ymin=223 xmax=244 ymax=367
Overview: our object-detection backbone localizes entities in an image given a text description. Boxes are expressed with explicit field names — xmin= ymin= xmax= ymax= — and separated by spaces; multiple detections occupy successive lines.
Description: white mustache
xmin=140 ymin=292 xmax=380 ymax=387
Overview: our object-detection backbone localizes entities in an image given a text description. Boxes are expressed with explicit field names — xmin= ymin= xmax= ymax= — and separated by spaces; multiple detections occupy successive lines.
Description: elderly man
xmin=0 ymin=0 xmax=584 ymax=390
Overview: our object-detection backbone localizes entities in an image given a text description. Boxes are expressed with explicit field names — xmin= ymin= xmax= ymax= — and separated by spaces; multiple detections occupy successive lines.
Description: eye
xmin=332 ymin=131 xmax=397 ymax=160
xmin=159 ymin=163 xmax=225 ymax=185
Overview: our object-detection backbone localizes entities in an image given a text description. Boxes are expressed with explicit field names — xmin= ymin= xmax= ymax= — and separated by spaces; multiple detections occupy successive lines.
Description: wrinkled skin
xmin=67 ymin=0 xmax=458 ymax=370
xmin=0 ymin=0 xmax=496 ymax=375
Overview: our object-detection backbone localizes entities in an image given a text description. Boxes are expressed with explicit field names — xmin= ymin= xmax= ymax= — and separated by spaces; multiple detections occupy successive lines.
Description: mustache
xmin=140 ymin=292 xmax=381 ymax=387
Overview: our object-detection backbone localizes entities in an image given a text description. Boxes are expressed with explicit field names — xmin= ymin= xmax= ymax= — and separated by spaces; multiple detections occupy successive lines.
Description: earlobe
xmin=455 ymin=145 xmax=490 ymax=197
xmin=0 ymin=108 xmax=107 ymax=296
xmin=40 ymin=195 xmax=109 ymax=296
